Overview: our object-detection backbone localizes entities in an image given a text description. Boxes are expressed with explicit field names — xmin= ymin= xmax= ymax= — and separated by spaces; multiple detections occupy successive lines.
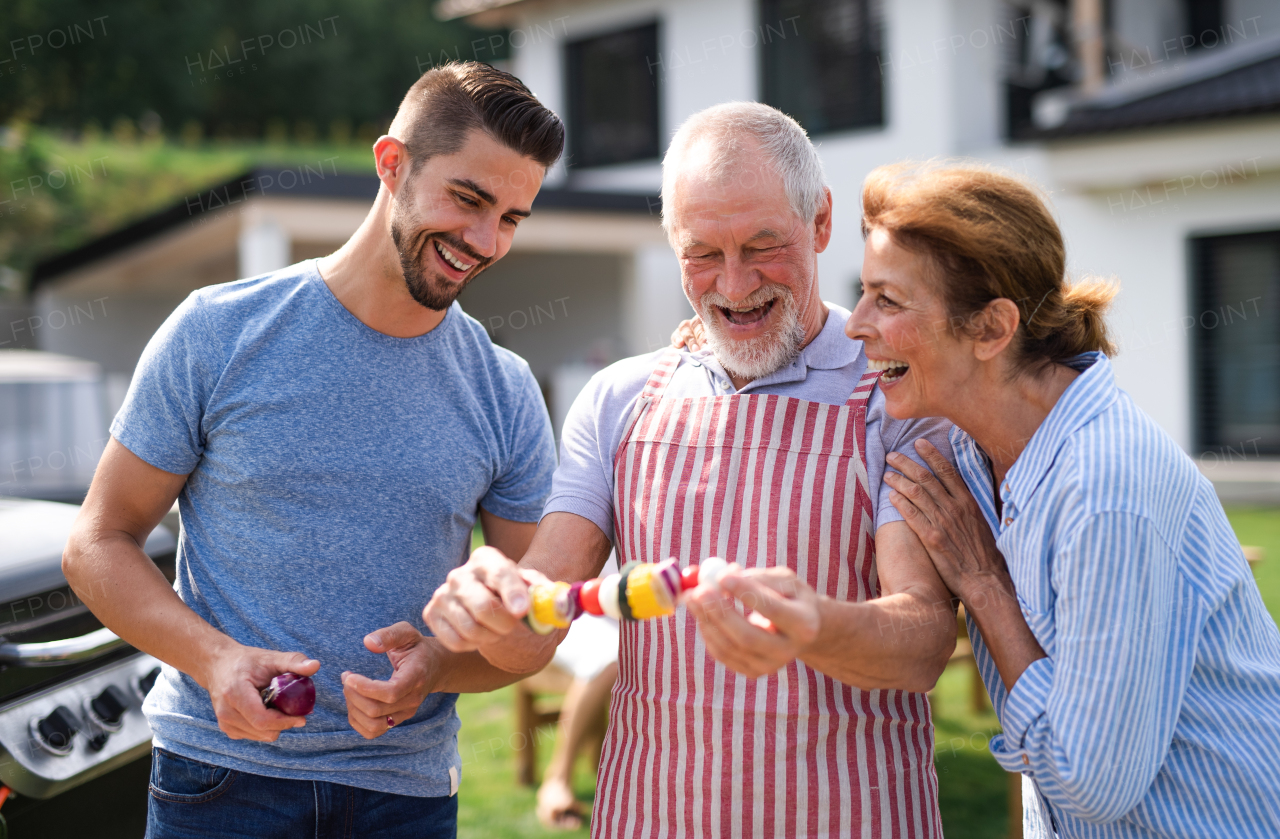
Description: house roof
xmin=1035 ymin=32 xmax=1280 ymax=138
xmin=31 ymin=167 xmax=660 ymax=289
xmin=433 ymin=0 xmax=527 ymax=22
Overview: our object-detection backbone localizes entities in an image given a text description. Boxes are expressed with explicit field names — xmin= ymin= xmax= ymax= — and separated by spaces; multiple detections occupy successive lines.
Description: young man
xmin=63 ymin=63 xmax=563 ymax=837
xmin=425 ymin=103 xmax=959 ymax=838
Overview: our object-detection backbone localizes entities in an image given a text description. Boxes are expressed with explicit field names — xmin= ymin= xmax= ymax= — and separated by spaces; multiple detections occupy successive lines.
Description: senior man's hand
xmin=422 ymin=546 xmax=561 ymax=672
xmin=685 ymin=566 xmax=821 ymax=679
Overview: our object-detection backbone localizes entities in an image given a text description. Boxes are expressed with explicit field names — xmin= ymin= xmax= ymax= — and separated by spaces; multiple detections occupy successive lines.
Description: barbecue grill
xmin=0 ymin=496 xmax=175 ymax=834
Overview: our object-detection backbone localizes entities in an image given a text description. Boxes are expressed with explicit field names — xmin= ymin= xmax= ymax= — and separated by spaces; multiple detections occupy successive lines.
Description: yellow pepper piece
xmin=625 ymin=564 xmax=676 ymax=620
xmin=529 ymin=581 xmax=573 ymax=630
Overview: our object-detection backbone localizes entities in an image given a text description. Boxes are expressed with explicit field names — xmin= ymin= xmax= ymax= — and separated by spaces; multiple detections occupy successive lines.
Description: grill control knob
xmin=87 ymin=685 xmax=130 ymax=731
xmin=138 ymin=666 xmax=162 ymax=698
xmin=32 ymin=705 xmax=80 ymax=756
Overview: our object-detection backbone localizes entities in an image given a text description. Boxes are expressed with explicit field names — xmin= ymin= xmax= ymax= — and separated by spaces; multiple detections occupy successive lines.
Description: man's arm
xmin=63 ymin=438 xmax=317 ymax=742
xmin=422 ymin=511 xmax=612 ymax=676
xmin=685 ymin=521 xmax=956 ymax=692
xmin=801 ymin=521 xmax=956 ymax=690
xmin=341 ymin=508 xmax=549 ymax=737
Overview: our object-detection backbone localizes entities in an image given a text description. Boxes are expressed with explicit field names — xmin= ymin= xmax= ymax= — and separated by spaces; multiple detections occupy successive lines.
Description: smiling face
xmin=388 ymin=129 xmax=544 ymax=311
xmin=666 ymin=142 xmax=831 ymax=382
xmin=846 ymin=227 xmax=979 ymax=419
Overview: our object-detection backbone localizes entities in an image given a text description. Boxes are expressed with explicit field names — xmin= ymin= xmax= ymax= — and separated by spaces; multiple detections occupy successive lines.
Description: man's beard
xmin=696 ymin=284 xmax=806 ymax=382
xmin=389 ymin=198 xmax=491 ymax=311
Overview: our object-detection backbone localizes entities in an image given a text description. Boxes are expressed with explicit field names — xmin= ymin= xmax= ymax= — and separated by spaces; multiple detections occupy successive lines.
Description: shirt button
xmin=691 ymin=360 xmax=702 ymax=368
xmin=1003 ymin=517 xmax=1013 ymax=526
xmin=1021 ymin=755 xmax=1029 ymax=765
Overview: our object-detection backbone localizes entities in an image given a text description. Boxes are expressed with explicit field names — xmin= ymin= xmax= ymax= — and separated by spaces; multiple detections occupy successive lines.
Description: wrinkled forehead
xmin=667 ymin=160 xmax=796 ymax=245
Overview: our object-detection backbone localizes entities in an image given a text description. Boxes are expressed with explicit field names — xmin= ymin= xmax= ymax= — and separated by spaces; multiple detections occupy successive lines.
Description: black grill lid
xmin=0 ymin=497 xmax=176 ymax=603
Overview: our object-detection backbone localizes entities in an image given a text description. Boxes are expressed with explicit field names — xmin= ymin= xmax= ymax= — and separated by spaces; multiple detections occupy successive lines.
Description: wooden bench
xmin=513 ymin=662 xmax=574 ymax=786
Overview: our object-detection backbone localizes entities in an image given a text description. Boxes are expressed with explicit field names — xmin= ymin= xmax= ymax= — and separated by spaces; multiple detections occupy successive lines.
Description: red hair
xmin=861 ymin=161 xmax=1116 ymax=369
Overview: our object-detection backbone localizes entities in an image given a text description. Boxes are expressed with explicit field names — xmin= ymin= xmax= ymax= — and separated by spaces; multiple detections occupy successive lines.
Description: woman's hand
xmin=882 ymin=440 xmax=1009 ymax=604
xmin=670 ymin=317 xmax=706 ymax=351
xmin=885 ymin=440 xmax=1048 ymax=690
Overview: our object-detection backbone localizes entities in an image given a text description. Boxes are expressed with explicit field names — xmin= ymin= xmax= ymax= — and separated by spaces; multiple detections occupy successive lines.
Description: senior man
xmin=425 ymin=103 xmax=957 ymax=838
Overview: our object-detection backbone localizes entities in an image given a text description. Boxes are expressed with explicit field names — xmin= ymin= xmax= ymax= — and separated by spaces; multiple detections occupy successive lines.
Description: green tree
xmin=0 ymin=0 xmax=503 ymax=137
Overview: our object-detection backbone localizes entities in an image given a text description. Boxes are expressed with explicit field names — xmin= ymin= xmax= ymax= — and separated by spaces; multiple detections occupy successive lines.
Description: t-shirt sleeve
xmin=109 ymin=293 xmax=222 ymax=476
xmin=876 ymin=413 xmax=956 ymax=528
xmin=480 ymin=368 xmax=557 ymax=523
xmin=541 ymin=368 xmax=623 ymax=543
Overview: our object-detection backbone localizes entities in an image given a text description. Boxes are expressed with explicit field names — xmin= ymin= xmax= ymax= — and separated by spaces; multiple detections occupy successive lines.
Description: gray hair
xmin=660 ymin=102 xmax=827 ymax=234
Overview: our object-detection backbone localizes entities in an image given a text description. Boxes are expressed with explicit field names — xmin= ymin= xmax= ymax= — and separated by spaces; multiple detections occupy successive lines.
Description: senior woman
xmin=847 ymin=163 xmax=1280 ymax=837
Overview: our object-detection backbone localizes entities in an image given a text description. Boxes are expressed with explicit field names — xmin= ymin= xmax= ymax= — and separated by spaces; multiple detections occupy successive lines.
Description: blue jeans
xmin=145 ymin=747 xmax=457 ymax=839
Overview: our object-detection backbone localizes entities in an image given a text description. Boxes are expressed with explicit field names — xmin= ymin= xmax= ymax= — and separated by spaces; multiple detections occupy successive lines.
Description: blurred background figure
xmin=536 ymin=613 xmax=619 ymax=830
xmin=534 ymin=554 xmax=619 ymax=830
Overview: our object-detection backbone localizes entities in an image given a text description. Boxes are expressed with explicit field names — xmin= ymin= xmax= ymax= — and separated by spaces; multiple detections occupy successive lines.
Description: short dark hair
xmin=394 ymin=62 xmax=564 ymax=169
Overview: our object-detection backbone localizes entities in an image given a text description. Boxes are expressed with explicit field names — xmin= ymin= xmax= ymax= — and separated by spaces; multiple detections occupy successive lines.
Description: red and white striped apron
xmin=593 ymin=349 xmax=942 ymax=839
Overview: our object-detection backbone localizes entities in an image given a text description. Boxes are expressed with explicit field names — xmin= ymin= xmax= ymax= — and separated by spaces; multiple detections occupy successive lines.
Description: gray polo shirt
xmin=544 ymin=302 xmax=954 ymax=542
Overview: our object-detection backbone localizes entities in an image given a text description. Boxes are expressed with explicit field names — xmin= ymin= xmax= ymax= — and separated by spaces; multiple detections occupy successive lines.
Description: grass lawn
xmin=1227 ymin=507 xmax=1280 ymax=617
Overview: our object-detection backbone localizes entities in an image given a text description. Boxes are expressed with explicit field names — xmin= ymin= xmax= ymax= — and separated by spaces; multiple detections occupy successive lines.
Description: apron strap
xmin=847 ymin=369 xmax=881 ymax=480
xmin=845 ymin=368 xmax=882 ymax=406
xmin=640 ymin=347 xmax=682 ymax=400
xmin=616 ymin=347 xmax=683 ymax=461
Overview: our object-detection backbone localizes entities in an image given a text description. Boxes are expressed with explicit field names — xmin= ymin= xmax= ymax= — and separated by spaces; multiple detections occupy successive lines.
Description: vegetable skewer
xmin=524 ymin=557 xmax=731 ymax=635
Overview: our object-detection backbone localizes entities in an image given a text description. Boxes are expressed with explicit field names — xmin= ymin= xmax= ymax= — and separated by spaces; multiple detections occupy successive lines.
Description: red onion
xmin=260 ymin=673 xmax=315 ymax=716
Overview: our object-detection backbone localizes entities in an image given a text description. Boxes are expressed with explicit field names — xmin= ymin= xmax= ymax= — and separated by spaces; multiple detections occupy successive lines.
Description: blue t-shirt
xmin=111 ymin=260 xmax=556 ymax=797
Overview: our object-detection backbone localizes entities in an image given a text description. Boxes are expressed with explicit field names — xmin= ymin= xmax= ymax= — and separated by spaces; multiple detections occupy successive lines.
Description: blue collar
xmin=997 ymin=351 xmax=1117 ymax=513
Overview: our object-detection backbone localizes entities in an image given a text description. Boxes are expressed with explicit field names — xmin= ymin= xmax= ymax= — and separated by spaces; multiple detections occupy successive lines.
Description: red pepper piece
xmin=580 ymin=578 xmax=603 ymax=615
xmin=680 ymin=566 xmax=700 ymax=590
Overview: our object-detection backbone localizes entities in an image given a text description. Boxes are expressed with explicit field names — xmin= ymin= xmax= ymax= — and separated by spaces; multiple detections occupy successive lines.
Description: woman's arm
xmin=887 ymin=441 xmax=1190 ymax=824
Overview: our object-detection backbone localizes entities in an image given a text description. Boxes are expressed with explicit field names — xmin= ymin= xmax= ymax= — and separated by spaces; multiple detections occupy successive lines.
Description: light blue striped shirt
xmin=953 ymin=352 xmax=1280 ymax=838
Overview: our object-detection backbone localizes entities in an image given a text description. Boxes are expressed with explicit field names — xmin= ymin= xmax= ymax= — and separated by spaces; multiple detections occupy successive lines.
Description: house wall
xmin=0 ymin=302 xmax=36 ymax=350
xmin=500 ymin=0 xmax=1280 ymax=453
xmin=454 ymin=248 xmax=691 ymax=435
xmin=457 ymin=250 xmax=627 ymax=380
xmin=1000 ymin=129 xmax=1280 ymax=452
xmin=511 ymin=0 xmax=1004 ymax=304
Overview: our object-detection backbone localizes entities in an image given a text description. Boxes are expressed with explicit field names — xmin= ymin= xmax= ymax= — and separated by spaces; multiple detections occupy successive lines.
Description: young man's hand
xmin=422 ymin=546 xmax=560 ymax=673
xmin=202 ymin=643 xmax=320 ymax=742
xmin=342 ymin=622 xmax=437 ymax=738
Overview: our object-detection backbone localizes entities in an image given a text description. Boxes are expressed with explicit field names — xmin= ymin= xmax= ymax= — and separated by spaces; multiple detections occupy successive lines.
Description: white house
xmin=25 ymin=0 xmax=1280 ymax=501
xmin=438 ymin=0 xmax=1280 ymax=498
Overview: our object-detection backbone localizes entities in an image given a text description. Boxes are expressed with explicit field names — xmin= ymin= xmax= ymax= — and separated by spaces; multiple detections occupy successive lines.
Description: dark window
xmin=1192 ymin=231 xmax=1280 ymax=455
xmin=565 ymin=23 xmax=661 ymax=169
xmin=1184 ymin=0 xmax=1224 ymax=50
xmin=759 ymin=0 xmax=883 ymax=135
xmin=1002 ymin=0 xmax=1072 ymax=140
